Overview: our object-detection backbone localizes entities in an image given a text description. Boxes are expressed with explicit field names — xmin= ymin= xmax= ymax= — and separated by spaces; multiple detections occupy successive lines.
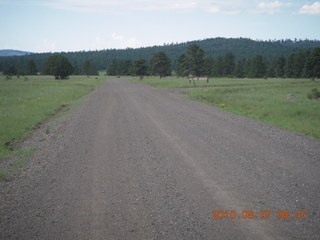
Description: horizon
xmin=1 ymin=0 xmax=320 ymax=53
xmin=2 ymin=37 xmax=320 ymax=55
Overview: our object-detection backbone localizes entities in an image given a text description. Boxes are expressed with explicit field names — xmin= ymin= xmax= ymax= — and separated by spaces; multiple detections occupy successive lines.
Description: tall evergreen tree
xmin=150 ymin=51 xmax=171 ymax=78
xmin=107 ymin=59 xmax=119 ymax=76
xmin=203 ymin=57 xmax=214 ymax=77
xmin=304 ymin=47 xmax=320 ymax=78
xmin=186 ymin=44 xmax=205 ymax=77
xmin=248 ymin=55 xmax=266 ymax=78
xmin=25 ymin=60 xmax=38 ymax=75
xmin=292 ymin=51 xmax=309 ymax=78
xmin=119 ymin=60 xmax=133 ymax=76
xmin=285 ymin=52 xmax=308 ymax=78
xmin=133 ymin=59 xmax=148 ymax=77
xmin=284 ymin=54 xmax=295 ymax=78
xmin=176 ymin=54 xmax=189 ymax=77
xmin=267 ymin=62 xmax=276 ymax=78
xmin=212 ymin=56 xmax=223 ymax=77
xmin=83 ymin=60 xmax=98 ymax=76
xmin=223 ymin=52 xmax=235 ymax=76
xmin=275 ymin=57 xmax=286 ymax=78
xmin=234 ymin=59 xmax=246 ymax=78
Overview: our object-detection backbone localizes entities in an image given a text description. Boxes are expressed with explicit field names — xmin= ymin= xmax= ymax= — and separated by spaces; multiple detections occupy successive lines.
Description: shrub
xmin=307 ymin=88 xmax=320 ymax=100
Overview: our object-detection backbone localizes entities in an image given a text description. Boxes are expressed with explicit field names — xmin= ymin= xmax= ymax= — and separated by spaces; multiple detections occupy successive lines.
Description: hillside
xmin=0 ymin=49 xmax=32 ymax=57
xmin=1 ymin=38 xmax=320 ymax=72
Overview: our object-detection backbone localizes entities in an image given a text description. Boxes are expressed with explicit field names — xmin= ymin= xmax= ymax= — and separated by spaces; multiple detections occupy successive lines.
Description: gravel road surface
xmin=1 ymin=78 xmax=320 ymax=239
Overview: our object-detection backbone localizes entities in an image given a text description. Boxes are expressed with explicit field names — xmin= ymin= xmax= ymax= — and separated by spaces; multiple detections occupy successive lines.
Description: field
xmin=0 ymin=74 xmax=105 ymax=179
xmin=135 ymin=77 xmax=320 ymax=139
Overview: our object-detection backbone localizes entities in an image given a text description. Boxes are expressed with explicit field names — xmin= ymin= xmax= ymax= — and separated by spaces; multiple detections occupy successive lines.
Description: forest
xmin=1 ymin=37 xmax=320 ymax=78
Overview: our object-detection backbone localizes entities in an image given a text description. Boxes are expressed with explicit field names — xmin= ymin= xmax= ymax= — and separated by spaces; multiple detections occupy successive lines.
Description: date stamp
xmin=211 ymin=210 xmax=308 ymax=220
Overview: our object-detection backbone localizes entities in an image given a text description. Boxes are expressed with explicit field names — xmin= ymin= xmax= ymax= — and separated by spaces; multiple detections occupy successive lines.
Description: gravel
xmin=1 ymin=78 xmax=320 ymax=239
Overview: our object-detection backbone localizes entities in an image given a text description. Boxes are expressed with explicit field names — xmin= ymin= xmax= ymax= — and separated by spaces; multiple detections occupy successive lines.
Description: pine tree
xmin=203 ymin=57 xmax=214 ymax=77
xmin=25 ymin=60 xmax=37 ymax=75
xmin=213 ymin=56 xmax=223 ymax=77
xmin=133 ymin=59 xmax=148 ymax=77
xmin=234 ymin=59 xmax=246 ymax=78
xmin=176 ymin=54 xmax=189 ymax=77
xmin=248 ymin=55 xmax=266 ymax=78
xmin=83 ymin=60 xmax=98 ymax=76
xmin=304 ymin=48 xmax=320 ymax=78
xmin=150 ymin=51 xmax=171 ymax=78
xmin=223 ymin=52 xmax=235 ymax=76
xmin=119 ymin=60 xmax=133 ymax=76
xmin=107 ymin=59 xmax=119 ymax=76
xmin=186 ymin=44 xmax=205 ymax=77
xmin=275 ymin=57 xmax=286 ymax=78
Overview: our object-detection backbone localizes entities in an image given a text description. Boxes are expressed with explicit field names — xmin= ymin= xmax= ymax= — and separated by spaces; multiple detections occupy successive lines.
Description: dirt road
xmin=1 ymin=78 xmax=320 ymax=239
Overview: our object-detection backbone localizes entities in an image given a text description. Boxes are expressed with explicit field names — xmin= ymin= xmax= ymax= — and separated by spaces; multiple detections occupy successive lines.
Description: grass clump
xmin=0 ymin=170 xmax=8 ymax=181
xmin=0 ymin=147 xmax=37 ymax=182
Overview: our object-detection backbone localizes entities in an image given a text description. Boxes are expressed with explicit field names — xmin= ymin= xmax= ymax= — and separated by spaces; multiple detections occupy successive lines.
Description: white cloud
xmin=111 ymin=33 xmax=140 ymax=48
xmin=299 ymin=2 xmax=320 ymax=15
xmin=254 ymin=1 xmax=291 ymax=14
xmin=42 ymin=0 xmax=246 ymax=14
xmin=111 ymin=33 xmax=124 ymax=41
xmin=142 ymin=1 xmax=197 ymax=11
xmin=206 ymin=6 xmax=221 ymax=13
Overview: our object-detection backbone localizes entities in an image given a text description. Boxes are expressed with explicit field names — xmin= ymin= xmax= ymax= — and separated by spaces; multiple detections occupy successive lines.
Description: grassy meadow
xmin=0 ymin=74 xmax=105 ymax=166
xmin=136 ymin=77 xmax=320 ymax=139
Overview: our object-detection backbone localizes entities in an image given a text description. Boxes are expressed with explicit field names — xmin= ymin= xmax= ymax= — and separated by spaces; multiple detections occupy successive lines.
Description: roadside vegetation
xmin=135 ymin=76 xmax=320 ymax=139
xmin=0 ymin=74 xmax=105 ymax=180
xmin=128 ymin=44 xmax=320 ymax=139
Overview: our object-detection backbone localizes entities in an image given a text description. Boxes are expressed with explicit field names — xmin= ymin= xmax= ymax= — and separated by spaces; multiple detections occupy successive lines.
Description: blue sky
xmin=0 ymin=0 xmax=319 ymax=53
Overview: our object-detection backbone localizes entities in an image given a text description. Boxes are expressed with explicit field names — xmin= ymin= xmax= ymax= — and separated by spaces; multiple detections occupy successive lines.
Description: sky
xmin=0 ymin=0 xmax=319 ymax=53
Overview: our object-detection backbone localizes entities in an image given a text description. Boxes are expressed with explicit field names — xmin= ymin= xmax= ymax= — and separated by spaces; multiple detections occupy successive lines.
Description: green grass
xmin=131 ymin=76 xmax=213 ymax=88
xmin=187 ymin=80 xmax=320 ymax=139
xmin=134 ymin=76 xmax=320 ymax=139
xmin=0 ymin=147 xmax=37 ymax=182
xmin=0 ymin=170 xmax=8 ymax=181
xmin=131 ymin=76 xmax=315 ymax=89
xmin=0 ymin=74 xmax=106 ymax=160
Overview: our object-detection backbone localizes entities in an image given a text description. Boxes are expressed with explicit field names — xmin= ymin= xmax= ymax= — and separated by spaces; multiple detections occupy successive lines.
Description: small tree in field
xmin=44 ymin=55 xmax=73 ymax=79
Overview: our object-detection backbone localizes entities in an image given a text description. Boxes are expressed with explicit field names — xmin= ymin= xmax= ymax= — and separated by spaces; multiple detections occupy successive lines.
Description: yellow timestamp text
xmin=211 ymin=210 xmax=308 ymax=220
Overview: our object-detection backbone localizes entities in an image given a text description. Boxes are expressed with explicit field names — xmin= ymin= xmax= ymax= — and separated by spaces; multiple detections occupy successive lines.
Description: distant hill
xmin=0 ymin=49 xmax=32 ymax=57
xmin=1 ymin=38 xmax=320 ymax=71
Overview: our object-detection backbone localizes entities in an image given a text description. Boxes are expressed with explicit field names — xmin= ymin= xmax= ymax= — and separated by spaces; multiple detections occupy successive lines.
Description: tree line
xmin=1 ymin=37 xmax=320 ymax=74
xmin=3 ymin=56 xmax=98 ymax=79
xmin=107 ymin=45 xmax=320 ymax=79
xmin=1 ymin=42 xmax=320 ymax=79
xmin=107 ymin=51 xmax=171 ymax=78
